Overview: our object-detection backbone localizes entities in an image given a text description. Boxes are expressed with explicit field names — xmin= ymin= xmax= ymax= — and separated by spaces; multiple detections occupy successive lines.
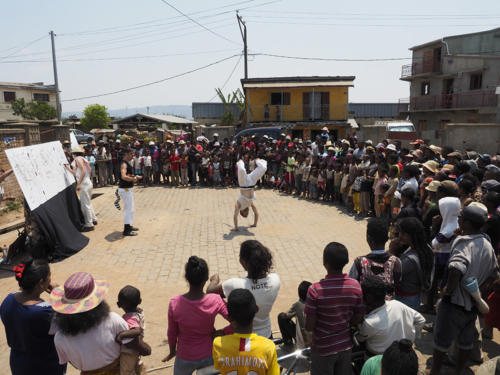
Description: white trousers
xmin=79 ymin=178 xmax=97 ymax=227
xmin=118 ymin=188 xmax=134 ymax=225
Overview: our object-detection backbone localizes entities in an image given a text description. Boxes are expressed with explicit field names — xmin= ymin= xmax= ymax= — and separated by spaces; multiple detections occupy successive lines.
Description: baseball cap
xmin=459 ymin=205 xmax=488 ymax=226
xmin=478 ymin=154 xmax=491 ymax=164
xmin=410 ymin=139 xmax=424 ymax=145
xmin=386 ymin=144 xmax=397 ymax=152
xmin=485 ymin=164 xmax=500 ymax=172
xmin=439 ymin=180 xmax=459 ymax=196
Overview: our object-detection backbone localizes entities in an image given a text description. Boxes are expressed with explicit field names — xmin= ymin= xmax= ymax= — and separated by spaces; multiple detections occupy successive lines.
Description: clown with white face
xmin=231 ymin=153 xmax=267 ymax=232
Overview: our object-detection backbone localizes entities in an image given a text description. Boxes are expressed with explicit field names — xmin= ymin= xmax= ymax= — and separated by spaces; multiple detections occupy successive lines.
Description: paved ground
xmin=0 ymin=185 xmax=498 ymax=374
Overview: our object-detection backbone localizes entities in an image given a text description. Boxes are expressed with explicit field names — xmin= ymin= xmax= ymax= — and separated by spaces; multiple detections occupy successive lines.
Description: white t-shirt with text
xmin=222 ymin=273 xmax=280 ymax=338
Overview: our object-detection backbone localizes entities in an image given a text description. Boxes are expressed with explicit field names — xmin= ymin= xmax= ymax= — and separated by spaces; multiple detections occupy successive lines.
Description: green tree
xmin=215 ymin=88 xmax=245 ymax=126
xmin=28 ymin=101 xmax=57 ymax=120
xmin=11 ymin=98 xmax=57 ymax=120
xmin=80 ymin=104 xmax=110 ymax=131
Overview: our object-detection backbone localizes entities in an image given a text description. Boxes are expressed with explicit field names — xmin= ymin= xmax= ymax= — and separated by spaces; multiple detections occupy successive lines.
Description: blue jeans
xmin=174 ymin=356 xmax=214 ymax=375
xmin=190 ymin=163 xmax=198 ymax=185
xmin=395 ymin=293 xmax=421 ymax=310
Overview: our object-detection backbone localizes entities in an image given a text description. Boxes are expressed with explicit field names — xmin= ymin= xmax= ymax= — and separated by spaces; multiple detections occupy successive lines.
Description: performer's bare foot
xmin=231 ymin=227 xmax=239 ymax=232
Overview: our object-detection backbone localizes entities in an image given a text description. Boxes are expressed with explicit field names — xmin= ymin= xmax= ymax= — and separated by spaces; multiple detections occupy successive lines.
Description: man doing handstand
xmin=232 ymin=154 xmax=267 ymax=231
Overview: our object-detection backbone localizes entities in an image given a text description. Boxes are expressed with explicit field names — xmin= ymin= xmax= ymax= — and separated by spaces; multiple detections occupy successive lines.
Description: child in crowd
xmin=384 ymin=166 xmax=400 ymax=220
xmin=294 ymin=155 xmax=304 ymax=196
xmin=277 ymin=281 xmax=312 ymax=350
xmin=180 ymin=152 xmax=188 ymax=187
xmin=213 ymin=289 xmax=279 ymax=375
xmin=317 ymin=163 xmax=327 ymax=200
xmin=340 ymin=164 xmax=350 ymax=205
xmin=142 ymin=151 xmax=152 ymax=186
xmin=374 ymin=164 xmax=388 ymax=218
xmin=116 ymin=285 xmax=149 ymax=375
xmin=169 ymin=152 xmax=180 ymax=186
xmin=133 ymin=152 xmax=142 ymax=176
xmin=212 ymin=157 xmax=221 ymax=186
xmin=309 ymin=168 xmax=319 ymax=200
xmin=325 ymin=164 xmax=334 ymax=202
xmin=305 ymin=242 xmax=364 ymax=375
xmin=301 ymin=157 xmax=311 ymax=198
xmin=333 ymin=163 xmax=343 ymax=202
xmin=352 ymin=170 xmax=363 ymax=215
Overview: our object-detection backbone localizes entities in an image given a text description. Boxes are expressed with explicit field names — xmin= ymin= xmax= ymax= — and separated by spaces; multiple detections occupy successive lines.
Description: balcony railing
xmin=247 ymin=104 xmax=347 ymax=123
xmin=401 ymin=60 xmax=441 ymax=79
xmin=409 ymin=90 xmax=497 ymax=111
xmin=398 ymin=98 xmax=410 ymax=113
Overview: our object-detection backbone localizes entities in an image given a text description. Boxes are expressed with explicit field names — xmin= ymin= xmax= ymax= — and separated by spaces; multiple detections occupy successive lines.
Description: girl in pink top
xmin=164 ymin=256 xmax=230 ymax=375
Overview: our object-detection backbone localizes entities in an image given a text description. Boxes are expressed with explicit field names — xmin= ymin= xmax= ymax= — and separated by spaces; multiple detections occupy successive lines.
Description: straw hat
xmin=422 ymin=160 xmax=439 ymax=174
xmin=425 ymin=180 xmax=441 ymax=192
xmin=71 ymin=145 xmax=85 ymax=154
xmin=49 ymin=272 xmax=109 ymax=314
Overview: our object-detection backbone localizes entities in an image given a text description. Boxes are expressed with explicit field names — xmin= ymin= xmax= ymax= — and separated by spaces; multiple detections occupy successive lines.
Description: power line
xmin=208 ymin=54 xmax=243 ymax=102
xmin=241 ymin=9 xmax=500 ymax=17
xmin=248 ymin=20 xmax=500 ymax=27
xmin=0 ymin=34 xmax=47 ymax=61
xmin=58 ymin=0 xmax=257 ymax=36
xmin=158 ymin=0 xmax=240 ymax=45
xmin=0 ymin=48 xmax=240 ymax=64
xmin=62 ymin=54 xmax=241 ymax=102
xmin=250 ymin=53 xmax=411 ymax=62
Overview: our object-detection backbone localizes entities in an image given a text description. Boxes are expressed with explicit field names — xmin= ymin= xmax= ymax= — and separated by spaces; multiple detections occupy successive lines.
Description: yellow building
xmin=241 ymin=76 xmax=355 ymax=140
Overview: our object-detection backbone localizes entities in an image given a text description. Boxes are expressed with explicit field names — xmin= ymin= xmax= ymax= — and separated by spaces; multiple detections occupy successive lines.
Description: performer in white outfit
xmin=232 ymin=155 xmax=267 ymax=231
xmin=65 ymin=146 xmax=97 ymax=232
xmin=118 ymin=149 xmax=142 ymax=236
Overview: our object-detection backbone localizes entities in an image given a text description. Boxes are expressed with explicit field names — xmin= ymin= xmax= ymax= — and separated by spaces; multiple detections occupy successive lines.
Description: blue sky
xmin=1 ymin=0 xmax=499 ymax=113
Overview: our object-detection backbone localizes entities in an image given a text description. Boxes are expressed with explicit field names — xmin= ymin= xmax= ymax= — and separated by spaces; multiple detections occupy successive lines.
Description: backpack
xmin=358 ymin=255 xmax=398 ymax=288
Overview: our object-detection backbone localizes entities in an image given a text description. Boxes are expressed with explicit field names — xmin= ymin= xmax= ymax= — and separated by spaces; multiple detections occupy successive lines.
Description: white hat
xmin=115 ymin=139 xmax=120 ymax=143
xmin=263 ymin=135 xmax=269 ymax=139
xmin=213 ymin=133 xmax=219 ymax=137
xmin=386 ymin=144 xmax=397 ymax=152
xmin=179 ymin=140 xmax=185 ymax=145
xmin=341 ymin=139 xmax=350 ymax=145
xmin=322 ymin=127 xmax=329 ymax=132
xmin=365 ymin=139 xmax=373 ymax=145
xmin=149 ymin=141 xmax=155 ymax=146
xmin=285 ymin=135 xmax=291 ymax=140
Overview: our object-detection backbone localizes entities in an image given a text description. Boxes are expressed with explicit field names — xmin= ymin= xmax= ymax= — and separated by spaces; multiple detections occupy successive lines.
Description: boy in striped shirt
xmin=213 ymin=289 xmax=279 ymax=375
xmin=305 ymin=242 xmax=365 ymax=375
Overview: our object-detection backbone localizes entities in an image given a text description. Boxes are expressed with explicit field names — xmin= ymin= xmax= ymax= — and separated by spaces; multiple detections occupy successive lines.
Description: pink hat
xmin=49 ymin=272 xmax=109 ymax=314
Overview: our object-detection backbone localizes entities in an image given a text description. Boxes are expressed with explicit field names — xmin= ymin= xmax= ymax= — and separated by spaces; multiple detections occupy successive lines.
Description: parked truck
xmin=357 ymin=120 xmax=416 ymax=147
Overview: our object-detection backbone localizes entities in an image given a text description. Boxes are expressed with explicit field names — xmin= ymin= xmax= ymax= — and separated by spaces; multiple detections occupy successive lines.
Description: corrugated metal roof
xmin=0 ymin=81 xmax=56 ymax=91
xmin=348 ymin=103 xmax=400 ymax=118
xmin=114 ymin=113 xmax=196 ymax=124
xmin=241 ymin=76 xmax=355 ymax=84
xmin=192 ymin=103 xmax=242 ymax=119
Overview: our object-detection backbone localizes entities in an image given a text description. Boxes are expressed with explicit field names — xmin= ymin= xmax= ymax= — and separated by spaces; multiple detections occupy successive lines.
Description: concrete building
xmin=348 ymin=103 xmax=404 ymax=126
xmin=192 ymin=102 xmax=242 ymax=125
xmin=0 ymin=82 xmax=57 ymax=121
xmin=241 ymin=76 xmax=355 ymax=140
xmin=400 ymin=27 xmax=500 ymax=143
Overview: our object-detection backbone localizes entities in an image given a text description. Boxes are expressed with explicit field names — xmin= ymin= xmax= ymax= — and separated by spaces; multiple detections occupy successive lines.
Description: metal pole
xmin=237 ymin=12 xmax=248 ymax=79
xmin=50 ymin=31 xmax=62 ymax=123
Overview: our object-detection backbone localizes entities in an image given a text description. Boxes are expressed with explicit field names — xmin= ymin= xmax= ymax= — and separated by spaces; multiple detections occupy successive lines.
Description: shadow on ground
xmin=223 ymin=226 xmax=255 ymax=240
xmin=104 ymin=231 xmax=124 ymax=242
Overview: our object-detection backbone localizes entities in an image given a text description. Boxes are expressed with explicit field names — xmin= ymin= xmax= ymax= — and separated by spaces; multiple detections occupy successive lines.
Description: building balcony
xmin=407 ymin=90 xmax=497 ymax=111
xmin=247 ymin=104 xmax=347 ymax=123
xmin=401 ymin=61 xmax=441 ymax=80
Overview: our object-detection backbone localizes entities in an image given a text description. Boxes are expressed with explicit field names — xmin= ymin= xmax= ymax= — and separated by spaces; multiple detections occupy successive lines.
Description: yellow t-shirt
xmin=213 ymin=333 xmax=279 ymax=375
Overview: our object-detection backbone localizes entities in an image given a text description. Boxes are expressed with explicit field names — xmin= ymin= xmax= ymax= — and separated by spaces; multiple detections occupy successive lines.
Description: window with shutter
xmin=3 ymin=92 xmax=16 ymax=102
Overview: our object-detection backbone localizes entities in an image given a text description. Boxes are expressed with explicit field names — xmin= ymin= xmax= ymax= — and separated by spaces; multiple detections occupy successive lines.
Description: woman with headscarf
xmin=0 ymin=257 xmax=66 ymax=375
xmin=50 ymin=272 xmax=151 ymax=375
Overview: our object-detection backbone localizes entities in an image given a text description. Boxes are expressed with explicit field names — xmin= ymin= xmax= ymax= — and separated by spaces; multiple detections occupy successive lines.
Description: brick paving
xmin=0 ymin=186 xmax=497 ymax=374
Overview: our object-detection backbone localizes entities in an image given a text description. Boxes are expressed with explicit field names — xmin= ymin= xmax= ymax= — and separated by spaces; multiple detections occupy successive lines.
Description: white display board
xmin=6 ymin=141 xmax=75 ymax=210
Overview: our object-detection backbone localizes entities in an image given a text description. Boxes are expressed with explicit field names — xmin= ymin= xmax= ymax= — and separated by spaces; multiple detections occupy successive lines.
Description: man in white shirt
xmin=357 ymin=276 xmax=425 ymax=355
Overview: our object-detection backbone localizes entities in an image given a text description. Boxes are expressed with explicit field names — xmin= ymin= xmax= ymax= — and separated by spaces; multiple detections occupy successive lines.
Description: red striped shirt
xmin=305 ymin=274 xmax=364 ymax=356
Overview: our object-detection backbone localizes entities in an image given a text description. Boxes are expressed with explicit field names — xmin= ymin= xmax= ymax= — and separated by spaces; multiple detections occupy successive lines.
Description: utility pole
xmin=236 ymin=12 xmax=248 ymax=79
xmin=50 ymin=31 xmax=62 ymax=123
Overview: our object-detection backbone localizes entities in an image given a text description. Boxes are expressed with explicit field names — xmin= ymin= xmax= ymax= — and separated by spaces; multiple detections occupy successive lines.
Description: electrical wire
xmin=158 ymin=0 xmax=240 ymax=45
xmin=247 ymin=20 xmax=500 ymax=27
xmin=0 ymin=48 xmax=241 ymax=64
xmin=62 ymin=54 xmax=241 ymax=102
xmin=240 ymin=9 xmax=500 ymax=17
xmin=0 ymin=34 xmax=47 ymax=61
xmin=208 ymin=54 xmax=243 ymax=102
xmin=250 ymin=53 xmax=411 ymax=62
